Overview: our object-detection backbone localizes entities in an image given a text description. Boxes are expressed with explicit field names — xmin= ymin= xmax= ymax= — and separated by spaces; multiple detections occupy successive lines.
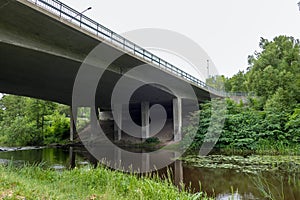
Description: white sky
xmin=62 ymin=1 xmax=300 ymax=77
xmin=1 ymin=1 xmax=300 ymax=99
xmin=0 ymin=0 xmax=300 ymax=98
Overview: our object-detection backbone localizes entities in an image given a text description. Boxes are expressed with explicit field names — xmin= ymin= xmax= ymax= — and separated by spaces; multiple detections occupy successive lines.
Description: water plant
xmin=251 ymin=175 xmax=285 ymax=200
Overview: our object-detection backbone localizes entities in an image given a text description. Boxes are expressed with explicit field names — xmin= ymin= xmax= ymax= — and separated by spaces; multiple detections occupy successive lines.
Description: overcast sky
xmin=58 ymin=1 xmax=300 ymax=77
xmin=1 ymin=1 xmax=300 ymax=99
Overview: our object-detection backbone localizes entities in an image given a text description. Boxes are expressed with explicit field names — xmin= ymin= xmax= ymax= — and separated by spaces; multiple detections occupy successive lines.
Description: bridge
xmin=0 ymin=0 xmax=226 ymax=144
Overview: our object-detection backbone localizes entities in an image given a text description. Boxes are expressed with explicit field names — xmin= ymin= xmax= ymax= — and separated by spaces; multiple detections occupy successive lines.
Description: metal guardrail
xmin=225 ymin=92 xmax=249 ymax=97
xmin=26 ymin=0 xmax=227 ymax=96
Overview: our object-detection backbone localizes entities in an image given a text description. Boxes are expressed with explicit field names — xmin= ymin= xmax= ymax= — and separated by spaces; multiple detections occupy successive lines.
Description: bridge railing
xmin=225 ymin=92 xmax=254 ymax=97
xmin=26 ymin=0 xmax=226 ymax=97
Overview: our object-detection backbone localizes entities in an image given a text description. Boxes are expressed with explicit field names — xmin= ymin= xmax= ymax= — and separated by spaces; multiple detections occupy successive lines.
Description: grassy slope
xmin=0 ymin=165 xmax=211 ymax=200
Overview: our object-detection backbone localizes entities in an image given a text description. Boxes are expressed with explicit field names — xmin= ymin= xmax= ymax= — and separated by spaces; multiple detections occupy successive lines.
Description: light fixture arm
xmin=70 ymin=7 xmax=92 ymax=21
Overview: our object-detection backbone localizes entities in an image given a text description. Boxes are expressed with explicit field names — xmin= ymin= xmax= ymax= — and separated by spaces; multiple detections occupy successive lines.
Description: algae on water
xmin=181 ymin=155 xmax=300 ymax=174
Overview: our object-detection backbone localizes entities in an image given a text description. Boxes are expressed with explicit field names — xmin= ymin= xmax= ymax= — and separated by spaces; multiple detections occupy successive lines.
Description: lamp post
xmin=70 ymin=7 xmax=92 ymax=21
xmin=207 ymin=59 xmax=210 ymax=79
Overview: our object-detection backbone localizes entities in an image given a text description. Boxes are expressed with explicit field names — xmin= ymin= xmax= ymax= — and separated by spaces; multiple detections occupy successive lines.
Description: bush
xmin=1 ymin=116 xmax=40 ymax=146
xmin=44 ymin=111 xmax=70 ymax=144
xmin=145 ymin=137 xmax=160 ymax=144
xmin=184 ymin=98 xmax=300 ymax=152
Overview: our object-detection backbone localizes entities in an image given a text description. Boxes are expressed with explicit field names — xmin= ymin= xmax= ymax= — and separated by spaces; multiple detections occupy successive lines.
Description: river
xmin=0 ymin=146 xmax=299 ymax=200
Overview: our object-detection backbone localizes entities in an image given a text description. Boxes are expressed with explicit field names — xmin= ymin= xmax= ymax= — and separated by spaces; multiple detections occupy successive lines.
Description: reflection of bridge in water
xmin=69 ymin=146 xmax=184 ymax=186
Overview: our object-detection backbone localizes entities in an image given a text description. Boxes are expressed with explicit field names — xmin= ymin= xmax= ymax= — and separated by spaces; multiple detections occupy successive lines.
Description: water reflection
xmin=0 ymin=147 xmax=299 ymax=200
xmin=69 ymin=146 xmax=76 ymax=169
xmin=182 ymin=165 xmax=300 ymax=200
xmin=0 ymin=147 xmax=88 ymax=169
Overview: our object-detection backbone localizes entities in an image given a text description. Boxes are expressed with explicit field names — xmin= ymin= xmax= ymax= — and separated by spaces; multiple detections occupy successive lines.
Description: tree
xmin=226 ymin=70 xmax=247 ymax=92
xmin=285 ymin=108 xmax=300 ymax=143
xmin=206 ymin=75 xmax=227 ymax=91
xmin=0 ymin=94 xmax=70 ymax=146
xmin=246 ymin=36 xmax=300 ymax=108
xmin=25 ymin=98 xmax=57 ymax=133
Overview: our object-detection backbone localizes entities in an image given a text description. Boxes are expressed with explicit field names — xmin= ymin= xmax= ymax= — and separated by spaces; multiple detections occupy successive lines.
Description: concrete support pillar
xmin=69 ymin=146 xmax=75 ymax=169
xmin=174 ymin=159 xmax=183 ymax=189
xmin=114 ymin=148 xmax=122 ymax=168
xmin=142 ymin=153 xmax=150 ymax=172
xmin=70 ymin=106 xmax=77 ymax=142
xmin=141 ymin=101 xmax=150 ymax=142
xmin=90 ymin=107 xmax=99 ymax=140
xmin=113 ymin=104 xmax=122 ymax=141
xmin=173 ymin=98 xmax=182 ymax=142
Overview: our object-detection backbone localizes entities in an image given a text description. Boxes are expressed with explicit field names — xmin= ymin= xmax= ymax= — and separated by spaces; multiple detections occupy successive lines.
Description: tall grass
xmin=0 ymin=163 xmax=213 ymax=200
xmin=251 ymin=174 xmax=285 ymax=200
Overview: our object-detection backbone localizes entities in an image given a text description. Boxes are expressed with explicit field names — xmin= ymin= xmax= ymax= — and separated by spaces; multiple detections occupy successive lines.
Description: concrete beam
xmin=141 ymin=101 xmax=150 ymax=141
xmin=173 ymin=98 xmax=182 ymax=142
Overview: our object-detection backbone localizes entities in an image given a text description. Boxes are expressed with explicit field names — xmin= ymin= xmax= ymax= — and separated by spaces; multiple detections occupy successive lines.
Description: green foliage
xmin=223 ymin=35 xmax=300 ymax=111
xmin=145 ymin=137 xmax=160 ymax=144
xmin=184 ymin=35 xmax=299 ymax=152
xmin=247 ymin=36 xmax=300 ymax=108
xmin=285 ymin=108 xmax=300 ymax=143
xmin=181 ymin=102 xmax=211 ymax=150
xmin=186 ymin=98 xmax=300 ymax=152
xmin=264 ymin=87 xmax=296 ymax=112
xmin=1 ymin=117 xmax=40 ymax=146
xmin=181 ymin=99 xmax=226 ymax=150
xmin=225 ymin=71 xmax=248 ymax=92
xmin=247 ymin=96 xmax=265 ymax=111
xmin=44 ymin=111 xmax=70 ymax=144
xmin=0 ymin=94 xmax=70 ymax=146
xmin=206 ymin=75 xmax=227 ymax=91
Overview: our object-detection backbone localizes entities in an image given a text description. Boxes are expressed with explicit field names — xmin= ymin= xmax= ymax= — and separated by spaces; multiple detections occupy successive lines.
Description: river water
xmin=0 ymin=147 xmax=299 ymax=200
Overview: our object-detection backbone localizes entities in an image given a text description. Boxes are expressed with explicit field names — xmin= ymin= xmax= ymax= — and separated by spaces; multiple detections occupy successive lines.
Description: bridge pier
xmin=174 ymin=152 xmax=183 ymax=189
xmin=174 ymin=159 xmax=183 ymax=188
xmin=114 ymin=148 xmax=122 ymax=167
xmin=70 ymin=106 xmax=77 ymax=142
xmin=113 ymin=104 xmax=122 ymax=141
xmin=69 ymin=146 xmax=76 ymax=169
xmin=141 ymin=101 xmax=150 ymax=142
xmin=90 ymin=107 xmax=99 ymax=140
xmin=173 ymin=98 xmax=182 ymax=142
xmin=142 ymin=153 xmax=150 ymax=172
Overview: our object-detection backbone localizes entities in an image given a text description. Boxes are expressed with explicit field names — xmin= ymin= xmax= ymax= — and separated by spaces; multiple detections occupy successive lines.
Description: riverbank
xmin=1 ymin=146 xmax=300 ymax=199
xmin=0 ymin=164 xmax=212 ymax=200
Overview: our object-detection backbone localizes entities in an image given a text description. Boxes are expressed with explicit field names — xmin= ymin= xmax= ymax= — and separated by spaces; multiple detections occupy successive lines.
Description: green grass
xmin=0 ymin=164 xmax=212 ymax=200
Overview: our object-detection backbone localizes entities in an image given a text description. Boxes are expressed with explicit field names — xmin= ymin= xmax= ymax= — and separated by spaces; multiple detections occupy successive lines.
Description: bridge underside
xmin=0 ymin=0 xmax=216 ymax=143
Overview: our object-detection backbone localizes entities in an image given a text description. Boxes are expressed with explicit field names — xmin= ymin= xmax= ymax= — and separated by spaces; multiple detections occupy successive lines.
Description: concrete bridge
xmin=0 ymin=0 xmax=225 ymax=144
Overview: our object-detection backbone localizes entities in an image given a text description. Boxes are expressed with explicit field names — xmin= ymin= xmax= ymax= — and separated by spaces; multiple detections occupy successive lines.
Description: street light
xmin=70 ymin=7 xmax=92 ymax=21
xmin=207 ymin=59 xmax=210 ymax=79
xmin=298 ymin=2 xmax=300 ymax=11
